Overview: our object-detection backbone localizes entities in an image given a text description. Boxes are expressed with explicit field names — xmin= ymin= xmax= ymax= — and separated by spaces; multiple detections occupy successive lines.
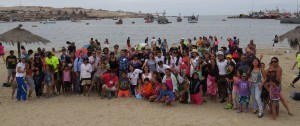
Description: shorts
xmin=64 ymin=81 xmax=71 ymax=88
xmin=102 ymin=84 xmax=116 ymax=91
xmin=7 ymin=69 xmax=16 ymax=77
xmin=45 ymin=79 xmax=52 ymax=86
xmin=25 ymin=76 xmax=35 ymax=91
xmin=81 ymin=79 xmax=91 ymax=86
xmin=239 ymin=96 xmax=249 ymax=104
xmin=118 ymin=90 xmax=130 ymax=97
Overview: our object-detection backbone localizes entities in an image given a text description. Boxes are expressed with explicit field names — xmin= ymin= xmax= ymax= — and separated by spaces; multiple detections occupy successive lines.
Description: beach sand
xmin=0 ymin=48 xmax=299 ymax=126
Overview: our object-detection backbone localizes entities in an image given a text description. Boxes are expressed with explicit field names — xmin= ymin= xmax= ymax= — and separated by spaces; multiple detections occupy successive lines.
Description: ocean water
xmin=0 ymin=15 xmax=298 ymax=51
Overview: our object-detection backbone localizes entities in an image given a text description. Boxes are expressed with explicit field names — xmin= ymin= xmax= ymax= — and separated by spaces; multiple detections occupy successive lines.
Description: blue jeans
xmin=251 ymin=82 xmax=263 ymax=113
xmin=16 ymin=77 xmax=27 ymax=101
xmin=76 ymin=72 xmax=81 ymax=93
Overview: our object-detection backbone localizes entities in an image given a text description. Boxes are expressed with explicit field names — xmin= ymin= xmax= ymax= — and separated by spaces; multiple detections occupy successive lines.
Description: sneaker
xmin=224 ymin=103 xmax=232 ymax=109
xmin=290 ymin=83 xmax=296 ymax=88
xmin=258 ymin=112 xmax=264 ymax=118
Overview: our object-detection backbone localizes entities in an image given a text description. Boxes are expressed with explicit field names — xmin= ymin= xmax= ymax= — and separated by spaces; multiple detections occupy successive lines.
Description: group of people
xmin=4 ymin=36 xmax=294 ymax=120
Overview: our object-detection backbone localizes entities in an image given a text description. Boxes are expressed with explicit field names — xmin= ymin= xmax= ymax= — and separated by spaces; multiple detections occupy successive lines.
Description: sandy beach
xmin=0 ymin=48 xmax=299 ymax=126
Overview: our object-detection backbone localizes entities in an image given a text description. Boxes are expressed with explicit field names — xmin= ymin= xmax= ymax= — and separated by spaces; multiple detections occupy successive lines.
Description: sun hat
xmin=216 ymin=51 xmax=224 ymax=55
xmin=191 ymin=49 xmax=198 ymax=53
xmin=226 ymin=54 xmax=232 ymax=59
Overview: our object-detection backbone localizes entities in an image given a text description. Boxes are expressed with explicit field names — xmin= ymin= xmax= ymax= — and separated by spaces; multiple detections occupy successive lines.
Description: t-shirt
xmin=128 ymin=69 xmax=143 ymax=86
xmin=16 ymin=62 xmax=26 ymax=77
xmin=297 ymin=53 xmax=300 ymax=68
xmin=6 ymin=55 xmax=17 ymax=69
xmin=119 ymin=77 xmax=130 ymax=90
xmin=102 ymin=73 xmax=118 ymax=88
xmin=45 ymin=56 xmax=59 ymax=72
xmin=0 ymin=45 xmax=4 ymax=54
xmin=269 ymin=84 xmax=280 ymax=100
xmin=236 ymin=80 xmax=250 ymax=96
xmin=217 ymin=60 xmax=228 ymax=75
xmin=80 ymin=63 xmax=92 ymax=79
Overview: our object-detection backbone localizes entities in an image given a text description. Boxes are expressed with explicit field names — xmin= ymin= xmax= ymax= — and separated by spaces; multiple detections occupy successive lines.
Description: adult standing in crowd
xmin=73 ymin=51 xmax=85 ymax=94
xmin=15 ymin=55 xmax=27 ymax=101
xmin=0 ymin=42 xmax=5 ymax=63
xmin=216 ymin=51 xmax=228 ymax=103
xmin=5 ymin=50 xmax=17 ymax=86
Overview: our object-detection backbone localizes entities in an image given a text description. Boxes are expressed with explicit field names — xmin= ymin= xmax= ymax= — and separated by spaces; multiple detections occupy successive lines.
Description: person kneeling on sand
xmin=155 ymin=84 xmax=175 ymax=106
xmin=118 ymin=71 xmax=130 ymax=97
xmin=101 ymin=70 xmax=118 ymax=99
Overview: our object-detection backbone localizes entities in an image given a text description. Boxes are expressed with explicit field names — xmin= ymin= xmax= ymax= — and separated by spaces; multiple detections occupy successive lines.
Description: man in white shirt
xmin=151 ymin=37 xmax=157 ymax=49
xmin=15 ymin=55 xmax=27 ymax=101
xmin=80 ymin=58 xmax=93 ymax=96
xmin=155 ymin=51 xmax=165 ymax=65
xmin=157 ymin=61 xmax=170 ymax=77
xmin=216 ymin=51 xmax=228 ymax=103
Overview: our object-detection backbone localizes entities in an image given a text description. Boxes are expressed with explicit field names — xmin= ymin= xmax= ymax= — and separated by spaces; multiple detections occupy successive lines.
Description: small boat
xmin=145 ymin=15 xmax=154 ymax=23
xmin=71 ymin=19 xmax=82 ymax=22
xmin=115 ymin=19 xmax=123 ymax=24
xmin=40 ymin=20 xmax=56 ymax=24
xmin=32 ymin=25 xmax=38 ymax=27
xmin=132 ymin=21 xmax=135 ymax=24
xmin=86 ymin=23 xmax=89 ymax=25
xmin=188 ymin=14 xmax=198 ymax=23
xmin=222 ymin=19 xmax=226 ymax=21
xmin=177 ymin=13 xmax=182 ymax=22
xmin=112 ymin=18 xmax=118 ymax=20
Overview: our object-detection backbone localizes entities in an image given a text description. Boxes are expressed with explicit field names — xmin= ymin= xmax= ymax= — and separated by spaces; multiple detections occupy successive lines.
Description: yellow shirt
xmin=45 ymin=56 xmax=59 ymax=72
xmin=297 ymin=54 xmax=300 ymax=68
xmin=197 ymin=40 xmax=203 ymax=47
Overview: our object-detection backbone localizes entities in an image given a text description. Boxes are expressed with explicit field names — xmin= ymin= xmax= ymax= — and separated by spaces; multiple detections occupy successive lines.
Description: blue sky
xmin=0 ymin=0 xmax=298 ymax=15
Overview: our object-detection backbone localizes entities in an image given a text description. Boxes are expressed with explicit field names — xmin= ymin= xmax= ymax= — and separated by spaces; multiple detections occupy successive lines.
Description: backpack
xmin=291 ymin=91 xmax=300 ymax=101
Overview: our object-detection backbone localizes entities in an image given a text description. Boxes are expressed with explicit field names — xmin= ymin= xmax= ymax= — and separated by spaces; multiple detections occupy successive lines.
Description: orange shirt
xmin=142 ymin=83 xmax=153 ymax=95
xmin=197 ymin=40 xmax=203 ymax=47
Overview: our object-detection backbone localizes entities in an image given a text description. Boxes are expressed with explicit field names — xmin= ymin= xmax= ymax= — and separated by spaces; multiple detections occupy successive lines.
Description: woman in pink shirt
xmin=214 ymin=36 xmax=219 ymax=53
xmin=0 ymin=42 xmax=5 ymax=63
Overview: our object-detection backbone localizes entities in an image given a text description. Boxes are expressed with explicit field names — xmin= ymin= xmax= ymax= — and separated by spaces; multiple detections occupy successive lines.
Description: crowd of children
xmin=5 ymin=36 xmax=294 ymax=120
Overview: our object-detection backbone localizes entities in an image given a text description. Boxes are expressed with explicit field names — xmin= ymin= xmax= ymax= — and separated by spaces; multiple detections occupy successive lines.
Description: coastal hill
xmin=0 ymin=6 xmax=146 ymax=21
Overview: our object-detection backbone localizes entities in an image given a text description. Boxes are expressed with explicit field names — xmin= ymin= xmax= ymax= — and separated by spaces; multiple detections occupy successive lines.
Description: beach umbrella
xmin=75 ymin=48 xmax=88 ymax=58
xmin=279 ymin=26 xmax=300 ymax=50
xmin=0 ymin=24 xmax=50 ymax=58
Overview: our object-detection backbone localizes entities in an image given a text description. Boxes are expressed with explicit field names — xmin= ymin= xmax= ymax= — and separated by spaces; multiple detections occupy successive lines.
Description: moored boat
xmin=177 ymin=13 xmax=182 ymax=22
xmin=40 ymin=20 xmax=56 ymax=24
xmin=188 ymin=14 xmax=198 ymax=23
xmin=115 ymin=19 xmax=123 ymax=24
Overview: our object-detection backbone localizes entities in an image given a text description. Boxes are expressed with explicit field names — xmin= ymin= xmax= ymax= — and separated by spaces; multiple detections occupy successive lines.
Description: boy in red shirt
xmin=141 ymin=78 xmax=154 ymax=99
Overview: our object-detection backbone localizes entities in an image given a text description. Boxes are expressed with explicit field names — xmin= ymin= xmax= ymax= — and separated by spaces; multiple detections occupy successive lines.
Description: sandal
xmin=290 ymin=83 xmax=296 ymax=88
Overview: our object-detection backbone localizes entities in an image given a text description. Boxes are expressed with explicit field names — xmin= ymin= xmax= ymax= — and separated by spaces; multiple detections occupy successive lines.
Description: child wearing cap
xmin=80 ymin=57 xmax=92 ymax=96
xmin=236 ymin=73 xmax=251 ymax=113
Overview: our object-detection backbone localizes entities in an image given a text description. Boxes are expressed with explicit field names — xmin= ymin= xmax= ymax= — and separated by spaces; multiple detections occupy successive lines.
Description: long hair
xmin=249 ymin=58 xmax=261 ymax=74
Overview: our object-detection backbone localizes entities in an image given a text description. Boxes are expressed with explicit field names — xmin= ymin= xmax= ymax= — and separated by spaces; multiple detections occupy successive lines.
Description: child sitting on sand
xmin=135 ymin=78 xmax=143 ymax=99
xmin=149 ymin=82 xmax=162 ymax=102
xmin=155 ymin=84 xmax=175 ymax=106
xmin=179 ymin=80 xmax=190 ymax=104
xmin=118 ymin=72 xmax=130 ymax=97
xmin=266 ymin=79 xmax=281 ymax=120
xmin=141 ymin=78 xmax=154 ymax=99
xmin=236 ymin=73 xmax=251 ymax=113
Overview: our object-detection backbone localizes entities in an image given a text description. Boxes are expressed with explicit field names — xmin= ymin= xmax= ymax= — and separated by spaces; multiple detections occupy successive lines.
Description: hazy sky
xmin=0 ymin=0 xmax=298 ymax=15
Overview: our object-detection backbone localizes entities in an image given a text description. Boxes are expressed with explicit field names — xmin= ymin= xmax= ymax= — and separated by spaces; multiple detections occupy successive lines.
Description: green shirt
xmin=297 ymin=54 xmax=300 ymax=68
xmin=6 ymin=55 xmax=17 ymax=69
xmin=45 ymin=56 xmax=59 ymax=72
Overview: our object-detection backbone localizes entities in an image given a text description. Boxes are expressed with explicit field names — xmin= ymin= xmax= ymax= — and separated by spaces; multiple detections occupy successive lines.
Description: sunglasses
xmin=271 ymin=60 xmax=278 ymax=63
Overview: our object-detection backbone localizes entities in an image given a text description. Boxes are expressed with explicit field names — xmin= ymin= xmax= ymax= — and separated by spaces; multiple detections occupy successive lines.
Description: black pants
xmin=292 ymin=68 xmax=300 ymax=84
xmin=130 ymin=85 xmax=136 ymax=95
xmin=202 ymin=77 xmax=207 ymax=95
xmin=217 ymin=76 xmax=228 ymax=100
xmin=35 ymin=84 xmax=42 ymax=96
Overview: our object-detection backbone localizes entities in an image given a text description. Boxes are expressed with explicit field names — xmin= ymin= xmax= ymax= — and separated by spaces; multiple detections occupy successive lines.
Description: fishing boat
xmin=157 ymin=11 xmax=171 ymax=24
xmin=188 ymin=14 xmax=198 ymax=23
xmin=177 ymin=13 xmax=182 ymax=22
xmin=40 ymin=20 xmax=56 ymax=24
xmin=115 ymin=19 xmax=123 ymax=24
